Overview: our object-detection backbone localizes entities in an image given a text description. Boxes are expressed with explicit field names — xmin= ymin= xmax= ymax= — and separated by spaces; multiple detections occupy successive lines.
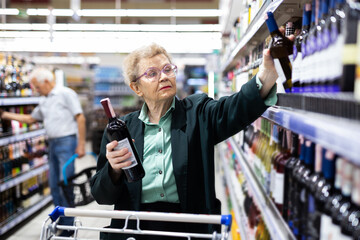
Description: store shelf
xmin=227 ymin=137 xmax=295 ymax=240
xmin=0 ymin=194 xmax=52 ymax=235
xmin=0 ymin=164 xmax=49 ymax=192
xmin=94 ymin=90 xmax=133 ymax=96
xmin=0 ymin=129 xmax=46 ymax=147
xmin=0 ymin=97 xmax=42 ymax=106
xmin=221 ymin=0 xmax=302 ymax=72
xmin=262 ymin=107 xmax=360 ymax=165
xmin=219 ymin=144 xmax=248 ymax=240
xmin=276 ymin=93 xmax=360 ymax=120
xmin=94 ymin=78 xmax=124 ymax=83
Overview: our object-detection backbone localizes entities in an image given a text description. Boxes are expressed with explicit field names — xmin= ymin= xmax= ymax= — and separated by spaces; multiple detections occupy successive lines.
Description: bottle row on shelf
xmin=0 ymin=169 xmax=50 ymax=226
xmin=0 ymin=135 xmax=48 ymax=183
xmin=221 ymin=146 xmax=271 ymax=240
xmin=225 ymin=0 xmax=360 ymax=98
xmin=240 ymin=117 xmax=360 ymax=239
xmin=0 ymin=54 xmax=35 ymax=98
xmin=0 ymin=105 xmax=44 ymax=138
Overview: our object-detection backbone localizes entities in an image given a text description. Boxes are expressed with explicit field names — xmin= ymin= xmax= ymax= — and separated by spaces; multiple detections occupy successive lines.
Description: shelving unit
xmin=0 ymin=164 xmax=49 ymax=192
xmin=0 ymin=195 xmax=52 ymax=235
xmin=218 ymin=0 xmax=360 ymax=238
xmin=221 ymin=0 xmax=303 ymax=72
xmin=0 ymin=97 xmax=41 ymax=106
xmin=0 ymin=94 xmax=50 ymax=236
xmin=218 ymin=145 xmax=249 ymax=240
xmin=0 ymin=129 xmax=46 ymax=147
xmin=225 ymin=138 xmax=295 ymax=240
xmin=262 ymin=107 xmax=360 ymax=165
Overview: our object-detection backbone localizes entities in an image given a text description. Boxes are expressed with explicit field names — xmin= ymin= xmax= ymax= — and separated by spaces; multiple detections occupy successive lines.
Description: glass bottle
xmin=293 ymin=3 xmax=312 ymax=93
xmin=265 ymin=11 xmax=293 ymax=92
xmin=100 ymin=98 xmax=145 ymax=182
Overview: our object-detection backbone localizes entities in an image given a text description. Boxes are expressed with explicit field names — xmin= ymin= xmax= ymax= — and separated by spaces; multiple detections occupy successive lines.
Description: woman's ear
xmin=130 ymin=82 xmax=143 ymax=97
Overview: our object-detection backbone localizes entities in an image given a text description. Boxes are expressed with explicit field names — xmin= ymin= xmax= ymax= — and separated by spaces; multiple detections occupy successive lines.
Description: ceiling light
xmin=0 ymin=8 xmax=19 ymax=15
xmin=0 ymin=23 xmax=221 ymax=32
xmin=24 ymin=8 xmax=222 ymax=17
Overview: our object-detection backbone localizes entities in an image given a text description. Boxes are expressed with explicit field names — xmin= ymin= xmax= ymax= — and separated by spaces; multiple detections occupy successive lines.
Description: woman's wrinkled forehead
xmin=138 ymin=54 xmax=171 ymax=72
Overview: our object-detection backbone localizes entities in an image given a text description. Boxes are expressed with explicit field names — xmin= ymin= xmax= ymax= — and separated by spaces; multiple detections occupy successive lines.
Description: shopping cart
xmin=58 ymin=152 xmax=97 ymax=207
xmin=40 ymin=206 xmax=232 ymax=239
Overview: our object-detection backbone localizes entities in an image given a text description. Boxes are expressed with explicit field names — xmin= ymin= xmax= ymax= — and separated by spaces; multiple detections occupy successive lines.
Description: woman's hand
xmin=106 ymin=140 xmax=133 ymax=181
xmin=258 ymin=27 xmax=295 ymax=98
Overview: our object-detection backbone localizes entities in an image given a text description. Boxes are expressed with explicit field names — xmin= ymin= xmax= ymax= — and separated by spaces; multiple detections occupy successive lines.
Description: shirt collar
xmin=47 ymin=85 xmax=60 ymax=97
xmin=139 ymin=97 xmax=176 ymax=124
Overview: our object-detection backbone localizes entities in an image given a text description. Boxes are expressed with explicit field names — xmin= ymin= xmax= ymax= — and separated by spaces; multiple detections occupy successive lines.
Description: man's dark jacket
xmin=90 ymin=77 xmax=269 ymax=239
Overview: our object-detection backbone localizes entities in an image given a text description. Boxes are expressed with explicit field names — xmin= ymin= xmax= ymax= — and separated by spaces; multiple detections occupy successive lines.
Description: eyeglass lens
xmin=145 ymin=64 xmax=176 ymax=81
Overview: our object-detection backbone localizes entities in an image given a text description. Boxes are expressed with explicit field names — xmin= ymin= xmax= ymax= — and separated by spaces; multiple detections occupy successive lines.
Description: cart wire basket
xmin=58 ymin=152 xmax=97 ymax=207
xmin=41 ymin=206 xmax=232 ymax=240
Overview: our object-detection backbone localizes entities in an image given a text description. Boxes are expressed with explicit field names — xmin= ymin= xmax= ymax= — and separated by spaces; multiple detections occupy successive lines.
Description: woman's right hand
xmin=106 ymin=140 xmax=133 ymax=176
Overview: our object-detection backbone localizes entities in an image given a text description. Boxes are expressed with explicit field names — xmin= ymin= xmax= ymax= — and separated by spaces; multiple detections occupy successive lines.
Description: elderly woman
xmin=90 ymin=43 xmax=279 ymax=240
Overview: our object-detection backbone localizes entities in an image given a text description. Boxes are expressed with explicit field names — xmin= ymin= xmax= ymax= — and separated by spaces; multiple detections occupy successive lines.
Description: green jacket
xmin=90 ymin=76 xmax=269 ymax=239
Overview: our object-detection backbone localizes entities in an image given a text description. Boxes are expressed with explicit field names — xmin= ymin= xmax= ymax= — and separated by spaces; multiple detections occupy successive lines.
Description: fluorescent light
xmin=0 ymin=33 xmax=221 ymax=53
xmin=0 ymin=24 xmax=50 ymax=30
xmin=26 ymin=8 xmax=50 ymax=16
xmin=0 ymin=23 xmax=221 ymax=32
xmin=25 ymin=8 xmax=221 ymax=17
xmin=52 ymin=9 xmax=74 ymax=16
xmin=32 ymin=56 xmax=101 ymax=64
xmin=0 ymin=9 xmax=19 ymax=15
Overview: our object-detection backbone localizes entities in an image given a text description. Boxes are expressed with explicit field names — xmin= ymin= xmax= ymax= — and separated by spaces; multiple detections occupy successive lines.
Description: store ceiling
xmin=0 ymin=0 xmax=222 ymax=54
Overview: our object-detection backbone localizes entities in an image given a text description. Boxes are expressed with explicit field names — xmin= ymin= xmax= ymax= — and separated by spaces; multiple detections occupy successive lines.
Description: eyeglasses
xmin=134 ymin=64 xmax=177 ymax=82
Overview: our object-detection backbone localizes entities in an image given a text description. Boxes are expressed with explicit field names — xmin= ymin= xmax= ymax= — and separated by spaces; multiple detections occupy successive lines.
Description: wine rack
xmin=219 ymin=0 xmax=360 ymax=239
xmin=0 ymin=67 xmax=50 ymax=235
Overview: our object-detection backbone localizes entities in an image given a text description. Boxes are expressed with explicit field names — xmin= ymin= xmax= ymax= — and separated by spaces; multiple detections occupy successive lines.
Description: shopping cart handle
xmin=62 ymin=152 xmax=97 ymax=186
xmin=49 ymin=206 xmax=65 ymax=222
xmin=221 ymin=214 xmax=232 ymax=229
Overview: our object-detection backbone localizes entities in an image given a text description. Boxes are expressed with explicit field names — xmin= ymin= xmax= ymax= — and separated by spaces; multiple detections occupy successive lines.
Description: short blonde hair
xmin=123 ymin=43 xmax=172 ymax=85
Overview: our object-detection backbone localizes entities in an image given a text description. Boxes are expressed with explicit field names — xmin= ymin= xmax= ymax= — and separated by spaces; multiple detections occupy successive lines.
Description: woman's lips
xmin=160 ymin=86 xmax=171 ymax=90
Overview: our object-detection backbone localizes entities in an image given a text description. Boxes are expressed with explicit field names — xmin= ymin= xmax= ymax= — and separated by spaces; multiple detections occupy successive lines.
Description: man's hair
xmin=29 ymin=67 xmax=55 ymax=83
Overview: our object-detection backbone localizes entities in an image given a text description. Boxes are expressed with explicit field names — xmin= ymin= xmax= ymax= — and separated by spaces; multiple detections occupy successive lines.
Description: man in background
xmin=0 ymin=67 xmax=86 ymax=237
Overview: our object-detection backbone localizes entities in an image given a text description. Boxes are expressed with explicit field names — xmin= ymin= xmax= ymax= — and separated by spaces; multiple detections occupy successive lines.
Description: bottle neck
xmin=265 ymin=12 xmax=279 ymax=34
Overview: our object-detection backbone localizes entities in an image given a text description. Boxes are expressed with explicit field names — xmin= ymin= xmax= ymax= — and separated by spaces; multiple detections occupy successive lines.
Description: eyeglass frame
xmin=133 ymin=64 xmax=178 ymax=82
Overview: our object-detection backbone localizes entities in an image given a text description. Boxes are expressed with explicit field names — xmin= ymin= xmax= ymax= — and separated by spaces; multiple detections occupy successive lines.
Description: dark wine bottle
xmin=293 ymin=3 xmax=312 ymax=93
xmin=341 ymin=165 xmax=360 ymax=238
xmin=100 ymin=98 xmax=145 ymax=182
xmin=265 ymin=11 xmax=293 ymax=92
xmin=306 ymin=144 xmax=324 ymax=239
xmin=283 ymin=133 xmax=300 ymax=221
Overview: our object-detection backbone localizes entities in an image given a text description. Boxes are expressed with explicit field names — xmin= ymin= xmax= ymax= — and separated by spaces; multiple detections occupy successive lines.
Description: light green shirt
xmin=139 ymin=97 xmax=179 ymax=203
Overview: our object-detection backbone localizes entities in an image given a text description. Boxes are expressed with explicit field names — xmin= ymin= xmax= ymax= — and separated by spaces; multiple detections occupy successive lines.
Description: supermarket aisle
xmin=4 ymin=142 xmax=113 ymax=240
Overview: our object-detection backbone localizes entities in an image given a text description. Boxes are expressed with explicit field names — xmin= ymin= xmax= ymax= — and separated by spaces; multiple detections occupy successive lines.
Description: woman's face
xmin=130 ymin=54 xmax=177 ymax=104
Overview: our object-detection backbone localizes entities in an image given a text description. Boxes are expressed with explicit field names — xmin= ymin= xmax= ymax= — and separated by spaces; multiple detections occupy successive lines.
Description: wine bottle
xmin=289 ymin=135 xmax=306 ymax=237
xmin=332 ymin=159 xmax=353 ymax=239
xmin=317 ymin=150 xmax=336 ymax=240
xmin=306 ymin=144 xmax=324 ymax=239
xmin=293 ymin=3 xmax=312 ymax=93
xmin=283 ymin=133 xmax=300 ymax=221
xmin=298 ymin=140 xmax=315 ymax=239
xmin=340 ymin=1 xmax=360 ymax=92
xmin=274 ymin=130 xmax=291 ymax=214
xmin=265 ymin=11 xmax=293 ymax=92
xmin=100 ymin=98 xmax=145 ymax=182
xmin=341 ymin=165 xmax=360 ymax=238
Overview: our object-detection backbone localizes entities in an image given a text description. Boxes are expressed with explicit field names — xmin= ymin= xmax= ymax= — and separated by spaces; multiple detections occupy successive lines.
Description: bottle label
xmin=274 ymin=172 xmax=284 ymax=204
xmin=320 ymin=214 xmax=333 ymax=240
xmin=342 ymin=44 xmax=358 ymax=65
xmin=114 ymin=138 xmax=138 ymax=170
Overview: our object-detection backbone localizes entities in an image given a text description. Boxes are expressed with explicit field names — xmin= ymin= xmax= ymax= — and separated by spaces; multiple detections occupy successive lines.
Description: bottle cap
xmin=265 ymin=11 xmax=279 ymax=33
xmin=322 ymin=150 xmax=335 ymax=180
xmin=100 ymin=98 xmax=116 ymax=118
